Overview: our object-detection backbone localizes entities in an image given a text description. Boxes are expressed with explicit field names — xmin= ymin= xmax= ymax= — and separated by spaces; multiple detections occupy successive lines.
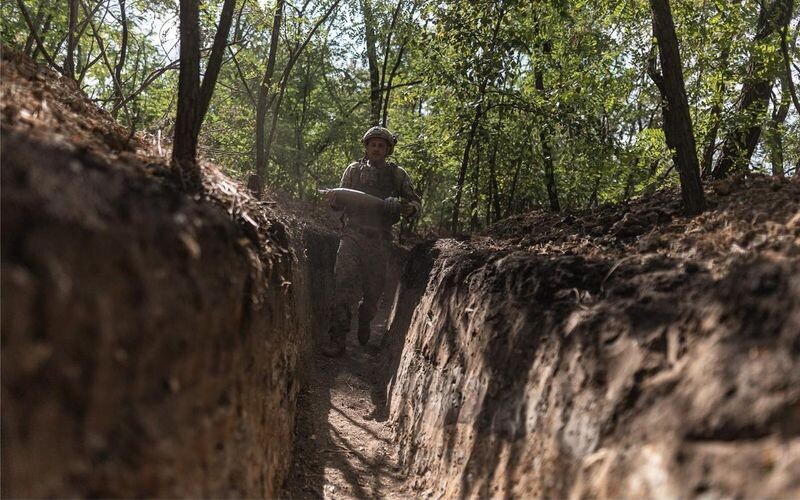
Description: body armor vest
xmin=346 ymin=160 xmax=401 ymax=230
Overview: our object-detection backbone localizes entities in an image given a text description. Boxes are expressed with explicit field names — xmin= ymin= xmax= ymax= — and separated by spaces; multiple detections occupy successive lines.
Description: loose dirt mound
xmin=386 ymin=178 xmax=800 ymax=497
xmin=1 ymin=49 xmax=334 ymax=498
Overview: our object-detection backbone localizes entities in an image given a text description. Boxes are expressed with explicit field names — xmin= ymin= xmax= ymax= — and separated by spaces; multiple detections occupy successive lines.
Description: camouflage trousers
xmin=329 ymin=229 xmax=391 ymax=345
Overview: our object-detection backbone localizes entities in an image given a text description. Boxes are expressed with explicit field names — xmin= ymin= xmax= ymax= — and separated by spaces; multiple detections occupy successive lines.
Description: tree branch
xmin=15 ymin=0 xmax=62 ymax=71
xmin=781 ymin=20 xmax=800 ymax=114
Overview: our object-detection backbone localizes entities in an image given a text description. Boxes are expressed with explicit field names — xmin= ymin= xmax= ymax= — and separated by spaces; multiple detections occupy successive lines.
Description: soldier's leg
xmin=356 ymin=240 xmax=388 ymax=345
xmin=325 ymin=236 xmax=361 ymax=356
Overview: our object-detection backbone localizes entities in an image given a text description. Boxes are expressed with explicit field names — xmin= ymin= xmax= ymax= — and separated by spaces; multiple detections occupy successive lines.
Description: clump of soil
xmin=385 ymin=177 xmax=800 ymax=497
xmin=1 ymin=49 xmax=331 ymax=498
xmin=485 ymin=176 xmax=800 ymax=272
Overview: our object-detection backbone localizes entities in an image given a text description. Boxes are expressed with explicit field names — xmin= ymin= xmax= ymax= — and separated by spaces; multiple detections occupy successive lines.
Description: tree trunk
xmin=469 ymin=139 xmax=482 ymax=232
xmin=540 ymin=128 xmax=560 ymax=212
xmin=767 ymin=78 xmax=790 ymax=176
xmin=294 ymin=55 xmax=312 ymax=198
xmin=260 ymin=0 xmax=340 ymax=191
xmin=252 ymin=0 xmax=284 ymax=196
xmin=700 ymin=46 xmax=729 ymax=176
xmin=112 ymin=0 xmax=129 ymax=119
xmin=780 ymin=19 xmax=800 ymax=114
xmin=588 ymin=176 xmax=601 ymax=208
xmin=80 ymin=0 xmax=131 ymax=126
xmin=712 ymin=0 xmax=794 ymax=178
xmin=23 ymin=1 xmax=45 ymax=56
xmin=505 ymin=156 xmax=522 ymax=218
xmin=535 ymin=59 xmax=560 ymax=212
xmin=16 ymin=0 xmax=59 ymax=70
xmin=488 ymin=141 xmax=502 ymax=224
xmin=195 ymin=0 xmax=237 ymax=136
xmin=451 ymin=106 xmax=481 ymax=233
xmin=172 ymin=0 xmax=203 ymax=191
xmin=65 ymin=0 xmax=78 ymax=79
xmin=649 ymin=0 xmax=705 ymax=215
xmin=379 ymin=0 xmax=403 ymax=126
xmin=362 ymin=0 xmax=381 ymax=125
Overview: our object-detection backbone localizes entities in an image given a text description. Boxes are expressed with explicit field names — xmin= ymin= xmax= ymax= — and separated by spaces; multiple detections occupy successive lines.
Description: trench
xmin=282 ymin=232 xmax=800 ymax=498
xmin=282 ymin=235 xmax=419 ymax=498
xmin=3 ymin=49 xmax=800 ymax=499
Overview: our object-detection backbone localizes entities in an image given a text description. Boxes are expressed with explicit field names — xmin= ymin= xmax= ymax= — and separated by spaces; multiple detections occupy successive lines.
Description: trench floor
xmin=283 ymin=306 xmax=408 ymax=499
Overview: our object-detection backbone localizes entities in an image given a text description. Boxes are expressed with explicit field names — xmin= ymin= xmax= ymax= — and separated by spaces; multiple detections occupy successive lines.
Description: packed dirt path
xmin=283 ymin=305 xmax=409 ymax=499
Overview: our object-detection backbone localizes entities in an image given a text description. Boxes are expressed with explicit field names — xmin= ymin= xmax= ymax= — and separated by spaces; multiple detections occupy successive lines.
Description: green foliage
xmin=4 ymin=0 xmax=799 ymax=229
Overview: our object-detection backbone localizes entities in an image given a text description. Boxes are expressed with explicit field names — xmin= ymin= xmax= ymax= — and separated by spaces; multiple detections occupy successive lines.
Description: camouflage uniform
xmin=328 ymin=158 xmax=421 ymax=351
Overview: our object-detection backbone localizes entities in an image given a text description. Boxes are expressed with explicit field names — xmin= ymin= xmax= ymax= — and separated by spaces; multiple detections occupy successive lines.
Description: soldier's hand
xmin=383 ymin=197 xmax=401 ymax=215
xmin=400 ymin=202 xmax=416 ymax=217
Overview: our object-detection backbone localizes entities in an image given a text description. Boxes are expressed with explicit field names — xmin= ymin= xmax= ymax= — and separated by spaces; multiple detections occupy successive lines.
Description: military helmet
xmin=361 ymin=126 xmax=397 ymax=155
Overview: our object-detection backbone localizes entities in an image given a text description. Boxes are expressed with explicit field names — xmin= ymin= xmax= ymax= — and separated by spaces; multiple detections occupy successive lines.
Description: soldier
xmin=322 ymin=126 xmax=421 ymax=357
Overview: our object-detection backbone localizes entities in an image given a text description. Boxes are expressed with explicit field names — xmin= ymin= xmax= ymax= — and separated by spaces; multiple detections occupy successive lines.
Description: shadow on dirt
xmin=282 ymin=240 xmax=424 ymax=498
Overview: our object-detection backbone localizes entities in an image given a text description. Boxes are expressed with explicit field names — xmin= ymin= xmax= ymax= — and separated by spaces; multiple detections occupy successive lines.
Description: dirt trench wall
xmin=1 ymin=130 xmax=337 ymax=498
xmin=387 ymin=240 xmax=800 ymax=498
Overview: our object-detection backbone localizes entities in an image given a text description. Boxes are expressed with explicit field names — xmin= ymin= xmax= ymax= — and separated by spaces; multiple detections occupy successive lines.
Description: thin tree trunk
xmin=362 ymin=0 xmax=382 ymax=125
xmin=195 ymin=0 xmax=237 ymax=136
xmin=781 ymin=19 xmax=800 ymax=114
xmin=588 ymin=176 xmax=601 ymax=208
xmin=65 ymin=0 xmax=78 ymax=78
xmin=228 ymin=46 xmax=256 ymax=106
xmin=649 ymin=0 xmax=705 ymax=215
xmin=535 ymin=62 xmax=560 ymax=212
xmin=378 ymin=0 xmax=403 ymax=125
xmin=712 ymin=0 xmax=794 ymax=178
xmin=540 ymin=129 xmax=560 ymax=211
xmin=16 ymin=0 xmax=60 ymax=70
xmin=111 ymin=0 xmax=128 ymax=118
xmin=505 ymin=156 xmax=522 ymax=218
xmin=379 ymin=0 xmax=415 ymax=126
xmin=294 ymin=55 xmax=312 ymax=197
xmin=23 ymin=0 xmax=45 ymax=56
xmin=80 ymin=0 xmax=132 ymax=126
xmin=252 ymin=0 xmax=284 ymax=196
xmin=31 ymin=15 xmax=51 ymax=61
xmin=451 ymin=5 xmax=505 ymax=230
xmin=173 ymin=0 xmax=203 ymax=191
xmin=488 ymin=141 xmax=502 ymax=224
xmin=260 ymin=0 xmax=340 ymax=190
xmin=469 ymin=139 xmax=482 ymax=231
xmin=381 ymin=41 xmax=408 ymax=126
xmin=452 ymin=106 xmax=481 ymax=233
xmin=700 ymin=46 xmax=729 ymax=176
xmin=112 ymin=59 xmax=181 ymax=114
xmin=768 ymin=78 xmax=790 ymax=176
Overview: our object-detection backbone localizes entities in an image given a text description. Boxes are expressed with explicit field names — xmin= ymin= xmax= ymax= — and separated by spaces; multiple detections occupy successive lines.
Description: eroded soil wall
xmin=388 ymin=233 xmax=800 ymax=497
xmin=1 ymin=129 xmax=337 ymax=497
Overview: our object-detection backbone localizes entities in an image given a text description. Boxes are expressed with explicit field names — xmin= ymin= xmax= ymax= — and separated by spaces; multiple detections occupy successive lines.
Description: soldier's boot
xmin=357 ymin=321 xmax=371 ymax=346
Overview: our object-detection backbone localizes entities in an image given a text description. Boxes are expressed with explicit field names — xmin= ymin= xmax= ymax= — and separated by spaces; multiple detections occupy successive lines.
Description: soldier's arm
xmin=397 ymin=167 xmax=421 ymax=217
xmin=340 ymin=164 xmax=354 ymax=189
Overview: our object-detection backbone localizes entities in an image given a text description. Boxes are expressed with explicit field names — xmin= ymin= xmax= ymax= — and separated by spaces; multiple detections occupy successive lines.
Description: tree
xmin=252 ymin=0 xmax=285 ymax=197
xmin=196 ymin=0 xmax=238 ymax=135
xmin=712 ymin=0 xmax=794 ymax=178
xmin=173 ymin=0 xmax=203 ymax=190
xmin=4 ymin=0 xmax=798 ymax=224
xmin=65 ymin=0 xmax=78 ymax=78
xmin=173 ymin=0 xmax=238 ymax=191
xmin=535 ymin=39 xmax=560 ymax=212
xmin=362 ymin=0 xmax=381 ymax=125
xmin=111 ymin=0 xmax=129 ymax=118
xmin=648 ymin=0 xmax=705 ymax=215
